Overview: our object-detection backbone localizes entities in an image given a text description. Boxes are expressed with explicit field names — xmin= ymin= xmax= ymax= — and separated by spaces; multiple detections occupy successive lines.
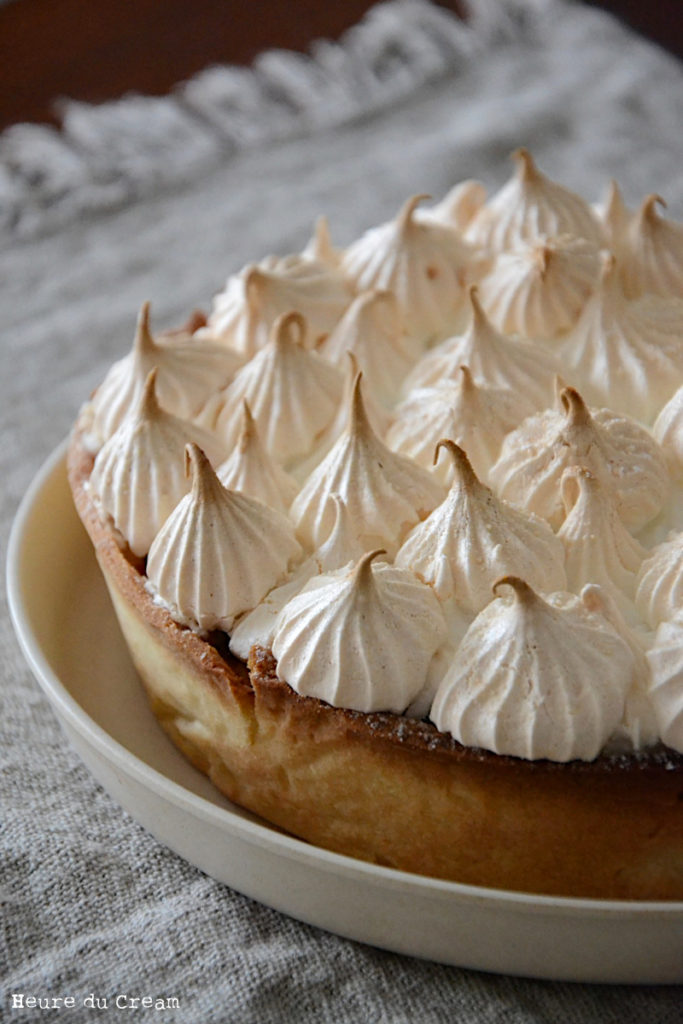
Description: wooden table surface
xmin=0 ymin=0 xmax=680 ymax=131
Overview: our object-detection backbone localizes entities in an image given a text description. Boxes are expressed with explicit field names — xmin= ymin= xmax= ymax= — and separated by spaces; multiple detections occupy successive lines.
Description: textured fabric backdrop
xmin=2 ymin=1 xmax=682 ymax=1020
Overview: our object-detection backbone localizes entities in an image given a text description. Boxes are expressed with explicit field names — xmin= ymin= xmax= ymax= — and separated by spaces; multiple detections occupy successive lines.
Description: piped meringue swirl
xmin=290 ymin=372 xmax=444 ymax=555
xmin=489 ymin=385 xmax=669 ymax=531
xmin=431 ymin=577 xmax=633 ymax=762
xmin=147 ymin=444 xmax=301 ymax=632
xmin=89 ymin=369 xmax=225 ymax=557
xmin=272 ymin=550 xmax=447 ymax=714
xmin=466 ymin=148 xmax=604 ymax=252
xmin=395 ymin=441 xmax=566 ymax=614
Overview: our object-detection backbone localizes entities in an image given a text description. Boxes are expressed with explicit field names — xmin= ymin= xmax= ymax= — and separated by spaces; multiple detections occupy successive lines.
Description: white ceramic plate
xmin=7 ymin=443 xmax=683 ymax=984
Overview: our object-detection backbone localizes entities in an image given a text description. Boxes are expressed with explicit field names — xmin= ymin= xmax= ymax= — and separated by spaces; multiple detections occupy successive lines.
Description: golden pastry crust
xmin=68 ymin=427 xmax=683 ymax=900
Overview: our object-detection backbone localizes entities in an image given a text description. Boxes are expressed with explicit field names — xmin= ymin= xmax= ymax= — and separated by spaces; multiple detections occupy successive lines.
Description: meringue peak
xmin=397 ymin=193 xmax=432 ymax=233
xmin=560 ymin=385 xmax=593 ymax=431
xmin=492 ymin=574 xmax=540 ymax=607
xmin=272 ymin=310 xmax=307 ymax=351
xmin=352 ymin=548 xmax=387 ymax=587
xmin=304 ymin=215 xmax=337 ymax=266
xmin=348 ymin=370 xmax=373 ymax=439
xmin=138 ymin=367 xmax=162 ymax=421
xmin=133 ymin=301 xmax=156 ymax=360
xmin=638 ymin=193 xmax=667 ymax=226
xmin=244 ymin=265 xmax=268 ymax=311
xmin=433 ymin=437 xmax=478 ymax=486
xmin=185 ymin=442 xmax=218 ymax=503
xmin=512 ymin=147 xmax=538 ymax=183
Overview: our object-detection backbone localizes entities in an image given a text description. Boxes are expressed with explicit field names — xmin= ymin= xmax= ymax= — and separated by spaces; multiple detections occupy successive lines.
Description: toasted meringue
xmin=271 ymin=550 xmax=447 ymax=714
xmin=341 ymin=195 xmax=483 ymax=343
xmin=478 ymin=235 xmax=601 ymax=341
xmin=230 ymin=493 xmax=382 ymax=661
xmin=290 ymin=373 xmax=444 ymax=555
xmin=403 ymin=287 xmax=561 ymax=411
xmin=89 ymin=370 xmax=225 ymax=557
xmin=387 ymin=367 xmax=525 ymax=484
xmin=635 ymin=532 xmax=683 ymax=629
xmin=594 ymin=180 xmax=632 ymax=254
xmin=653 ymin=385 xmax=683 ymax=478
xmin=466 ymin=149 xmax=603 ymax=251
xmin=431 ymin=577 xmax=633 ymax=762
xmin=197 ymin=253 xmax=351 ymax=356
xmin=395 ymin=442 xmax=566 ymax=615
xmin=558 ymin=255 xmax=683 ymax=424
xmin=558 ymin=467 xmax=646 ymax=617
xmin=647 ymin=620 xmax=683 ymax=754
xmin=216 ymin=400 xmax=298 ymax=513
xmin=301 ymin=215 xmax=341 ymax=269
xmin=146 ymin=444 xmax=301 ymax=632
xmin=621 ymin=195 xmax=683 ymax=300
xmin=418 ymin=180 xmax=487 ymax=232
xmin=489 ymin=386 xmax=669 ymax=531
xmin=199 ymin=313 xmax=344 ymax=468
xmin=317 ymin=289 xmax=414 ymax=406
xmin=292 ymin=353 xmax=390 ymax=482
xmin=581 ymin=584 xmax=659 ymax=751
xmin=91 ymin=302 xmax=241 ymax=445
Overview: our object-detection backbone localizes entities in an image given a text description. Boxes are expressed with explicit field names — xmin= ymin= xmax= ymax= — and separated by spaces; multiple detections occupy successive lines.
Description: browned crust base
xmin=67 ymin=425 xmax=683 ymax=899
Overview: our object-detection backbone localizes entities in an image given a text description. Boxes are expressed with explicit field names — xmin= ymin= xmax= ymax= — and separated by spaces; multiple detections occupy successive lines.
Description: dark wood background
xmin=0 ymin=0 xmax=680 ymax=131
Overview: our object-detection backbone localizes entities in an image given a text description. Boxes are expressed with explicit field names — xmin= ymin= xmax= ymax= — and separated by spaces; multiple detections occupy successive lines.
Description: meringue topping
xmin=147 ymin=444 xmax=301 ymax=632
xmin=387 ymin=367 xmax=526 ymax=484
xmin=581 ymin=584 xmax=659 ymax=751
xmin=558 ymin=466 xmax=646 ymax=617
xmin=489 ymin=385 xmax=669 ymax=531
xmin=271 ymin=550 xmax=447 ymax=714
xmin=216 ymin=400 xmax=298 ymax=513
xmin=558 ymin=255 xmax=683 ymax=424
xmin=341 ymin=194 xmax=483 ymax=343
xmin=594 ymin=180 xmax=632 ymax=253
xmin=91 ymin=302 xmax=241 ymax=445
xmin=395 ymin=441 xmax=566 ymax=615
xmin=478 ymin=235 xmax=601 ymax=340
xmin=431 ymin=577 xmax=633 ymax=762
xmin=402 ymin=287 xmax=561 ymax=412
xmin=199 ymin=312 xmax=344 ymax=468
xmin=653 ymin=385 xmax=683 ymax=478
xmin=466 ymin=148 xmax=604 ymax=251
xmin=292 ymin=353 xmax=390 ymax=482
xmin=317 ymin=289 xmax=415 ymax=406
xmin=301 ymin=215 xmax=341 ymax=269
xmin=418 ymin=179 xmax=487 ymax=232
xmin=197 ymin=253 xmax=351 ymax=356
xmin=635 ymin=532 xmax=683 ymax=629
xmin=647 ymin=620 xmax=683 ymax=754
xmin=290 ymin=372 xmax=444 ymax=555
xmin=229 ymin=493 xmax=373 ymax=661
xmin=89 ymin=370 xmax=226 ymax=557
xmin=621 ymin=195 xmax=683 ymax=300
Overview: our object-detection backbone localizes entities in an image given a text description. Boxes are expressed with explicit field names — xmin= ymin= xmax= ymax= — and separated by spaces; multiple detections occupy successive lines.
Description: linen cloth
xmin=2 ymin=1 xmax=682 ymax=1019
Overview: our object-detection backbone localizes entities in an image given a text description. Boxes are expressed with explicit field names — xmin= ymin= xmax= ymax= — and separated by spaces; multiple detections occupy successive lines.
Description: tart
xmin=68 ymin=155 xmax=683 ymax=900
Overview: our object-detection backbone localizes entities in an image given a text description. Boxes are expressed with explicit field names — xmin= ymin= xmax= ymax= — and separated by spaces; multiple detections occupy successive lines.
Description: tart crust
xmin=68 ymin=427 xmax=683 ymax=899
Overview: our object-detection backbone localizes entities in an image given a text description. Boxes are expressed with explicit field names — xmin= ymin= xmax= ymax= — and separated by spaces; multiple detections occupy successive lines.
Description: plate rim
xmin=7 ymin=440 xmax=683 ymax=920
